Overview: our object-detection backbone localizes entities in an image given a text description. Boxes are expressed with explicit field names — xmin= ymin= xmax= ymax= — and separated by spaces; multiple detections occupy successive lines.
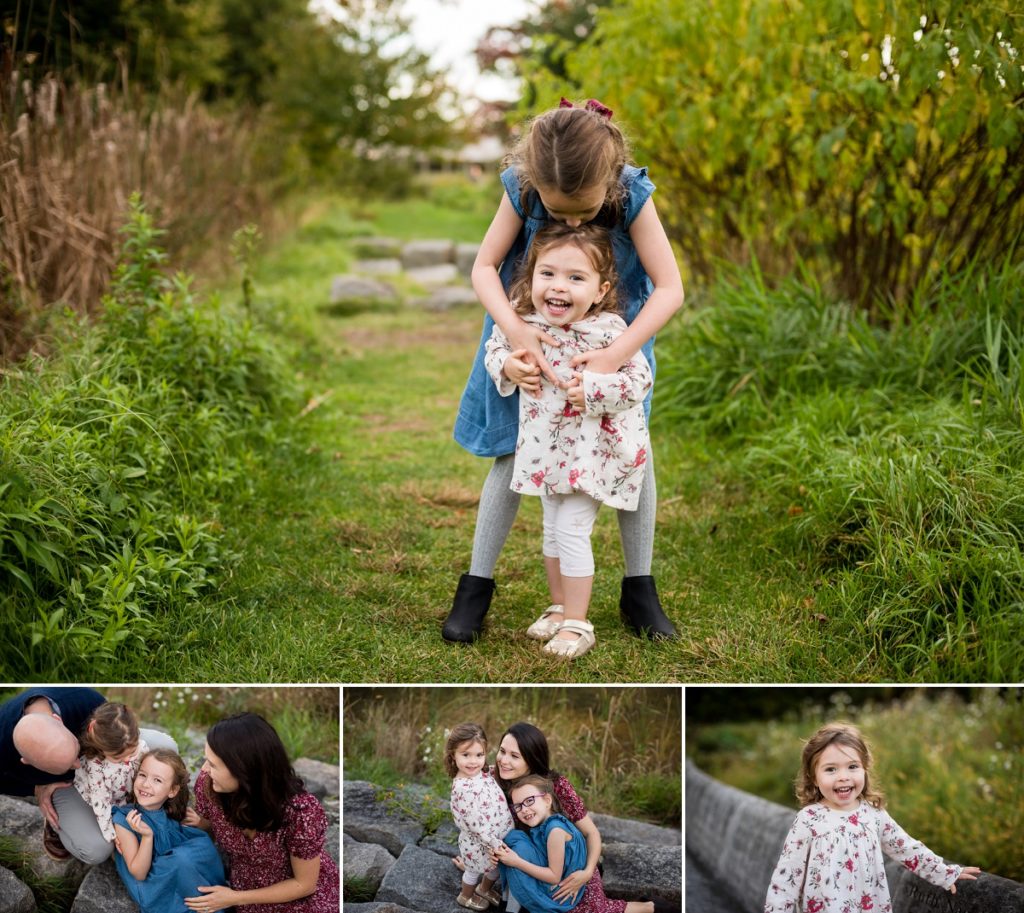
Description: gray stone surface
xmin=421 ymin=286 xmax=479 ymax=311
xmin=352 ymin=237 xmax=403 ymax=258
xmin=69 ymin=860 xmax=139 ymax=913
xmin=455 ymin=242 xmax=479 ymax=278
xmin=889 ymin=865 xmax=1024 ymax=913
xmin=329 ymin=275 xmax=399 ymax=305
xmin=342 ymin=782 xmax=426 ymax=857
xmin=294 ymin=758 xmax=339 ymax=799
xmin=418 ymin=819 xmax=459 ymax=857
xmin=406 ymin=263 xmax=459 ymax=286
xmin=400 ymin=239 xmax=455 ymax=269
xmin=343 ymin=904 xmax=421 ymax=913
xmin=0 ymin=795 xmax=90 ymax=883
xmin=0 ymin=866 xmax=35 ymax=913
xmin=353 ymin=258 xmax=403 ymax=276
xmin=343 ymin=840 xmax=397 ymax=893
xmin=602 ymin=842 xmax=681 ymax=913
xmin=593 ymin=812 xmax=681 ymax=846
xmin=375 ymin=844 xmax=463 ymax=913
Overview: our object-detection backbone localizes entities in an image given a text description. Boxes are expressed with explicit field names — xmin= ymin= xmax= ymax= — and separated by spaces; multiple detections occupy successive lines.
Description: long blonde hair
xmin=796 ymin=722 xmax=885 ymax=809
xmin=508 ymin=222 xmax=620 ymax=319
xmin=506 ymin=103 xmax=631 ymax=219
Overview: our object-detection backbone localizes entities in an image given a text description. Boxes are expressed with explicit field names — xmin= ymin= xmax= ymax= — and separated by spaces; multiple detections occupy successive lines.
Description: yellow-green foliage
xmin=690 ymin=689 xmax=1023 ymax=879
xmin=534 ymin=0 xmax=1024 ymax=306
xmin=344 ymin=687 xmax=681 ymax=827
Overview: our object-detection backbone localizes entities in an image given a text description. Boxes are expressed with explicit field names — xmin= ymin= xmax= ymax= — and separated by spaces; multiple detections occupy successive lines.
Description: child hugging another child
xmin=493 ymin=775 xmax=590 ymax=913
xmin=483 ymin=222 xmax=652 ymax=659
xmin=764 ymin=722 xmax=980 ymax=913
xmin=112 ymin=748 xmax=226 ymax=913
xmin=74 ymin=702 xmax=149 ymax=844
xmin=446 ymin=723 xmax=515 ymax=910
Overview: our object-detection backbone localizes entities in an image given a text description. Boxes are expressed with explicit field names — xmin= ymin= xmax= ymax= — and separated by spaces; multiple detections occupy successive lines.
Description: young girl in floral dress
xmin=764 ymin=722 xmax=980 ymax=913
xmin=74 ymin=702 xmax=149 ymax=843
xmin=446 ymin=722 xmax=515 ymax=910
xmin=482 ymin=222 xmax=652 ymax=659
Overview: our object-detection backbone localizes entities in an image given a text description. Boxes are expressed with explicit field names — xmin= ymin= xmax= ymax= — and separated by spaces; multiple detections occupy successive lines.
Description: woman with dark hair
xmin=489 ymin=722 xmax=653 ymax=913
xmin=182 ymin=713 xmax=339 ymax=913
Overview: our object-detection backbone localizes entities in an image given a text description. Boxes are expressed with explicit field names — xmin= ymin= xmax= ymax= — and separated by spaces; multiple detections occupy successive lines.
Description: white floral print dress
xmin=450 ymin=769 xmax=515 ymax=877
xmin=73 ymin=739 xmax=148 ymax=842
xmin=764 ymin=802 xmax=962 ymax=913
xmin=485 ymin=312 xmax=652 ymax=511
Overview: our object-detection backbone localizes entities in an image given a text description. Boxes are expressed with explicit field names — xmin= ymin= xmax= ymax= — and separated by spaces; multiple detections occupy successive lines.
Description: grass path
xmin=148 ymin=194 xmax=892 ymax=684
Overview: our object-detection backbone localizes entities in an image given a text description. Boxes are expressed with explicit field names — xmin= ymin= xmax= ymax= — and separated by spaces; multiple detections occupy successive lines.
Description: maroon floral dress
xmin=501 ymin=771 xmax=627 ymax=913
xmin=194 ymin=770 xmax=339 ymax=913
xmin=763 ymin=801 xmax=962 ymax=913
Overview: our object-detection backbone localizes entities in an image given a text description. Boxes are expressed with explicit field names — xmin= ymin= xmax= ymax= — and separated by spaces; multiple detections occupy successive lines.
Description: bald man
xmin=0 ymin=687 xmax=175 ymax=864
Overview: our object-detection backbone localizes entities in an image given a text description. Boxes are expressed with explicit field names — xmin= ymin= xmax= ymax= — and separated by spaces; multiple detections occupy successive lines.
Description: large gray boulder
xmin=888 ymin=864 xmax=1024 ymax=913
xmin=418 ymin=819 xmax=459 ymax=857
xmin=343 ymin=840 xmax=397 ymax=894
xmin=0 ymin=867 xmax=35 ymax=913
xmin=69 ymin=860 xmax=139 ymax=913
xmin=343 ymin=782 xmax=426 ymax=857
xmin=592 ymin=812 xmax=681 ymax=847
xmin=602 ymin=843 xmax=681 ymax=913
xmin=0 ymin=796 xmax=89 ymax=883
xmin=294 ymin=758 xmax=339 ymax=799
xmin=375 ymin=844 xmax=463 ymax=913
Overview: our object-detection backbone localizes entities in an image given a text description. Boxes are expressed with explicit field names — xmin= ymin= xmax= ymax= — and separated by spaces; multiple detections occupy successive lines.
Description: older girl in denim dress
xmin=444 ymin=98 xmax=684 ymax=646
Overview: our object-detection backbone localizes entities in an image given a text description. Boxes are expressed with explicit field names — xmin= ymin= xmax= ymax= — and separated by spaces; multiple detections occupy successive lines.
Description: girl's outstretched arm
xmin=878 ymin=810 xmax=970 ymax=891
xmin=571 ymin=198 xmax=683 ymax=375
xmin=473 ymin=194 xmax=560 ymax=386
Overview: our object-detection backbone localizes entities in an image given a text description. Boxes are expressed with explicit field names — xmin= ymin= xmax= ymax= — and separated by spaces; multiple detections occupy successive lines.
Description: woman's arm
xmin=185 ymin=854 xmax=320 ymax=910
xmin=472 ymin=194 xmax=560 ymax=385
xmin=571 ymin=198 xmax=684 ymax=375
xmin=114 ymin=819 xmax=153 ymax=881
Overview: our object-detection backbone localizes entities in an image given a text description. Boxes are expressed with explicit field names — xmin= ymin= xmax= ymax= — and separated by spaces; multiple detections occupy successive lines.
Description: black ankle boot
xmin=442 ymin=574 xmax=496 ymax=642
xmin=620 ymin=575 xmax=677 ymax=639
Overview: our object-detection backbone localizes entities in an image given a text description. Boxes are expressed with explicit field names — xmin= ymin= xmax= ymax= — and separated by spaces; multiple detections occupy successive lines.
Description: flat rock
xmin=421 ymin=287 xmax=479 ymax=311
xmin=406 ymin=264 xmax=459 ymax=287
xmin=294 ymin=758 xmax=340 ymax=799
xmin=353 ymin=258 xmax=403 ymax=276
xmin=375 ymin=844 xmax=463 ymax=913
xmin=69 ymin=859 xmax=139 ymax=913
xmin=352 ymin=237 xmax=403 ymax=259
xmin=592 ymin=812 xmax=681 ymax=846
xmin=0 ymin=866 xmax=35 ymax=913
xmin=602 ymin=843 xmax=681 ymax=912
xmin=330 ymin=275 xmax=399 ymax=305
xmin=342 ymin=782 xmax=425 ymax=857
xmin=401 ymin=240 xmax=455 ymax=269
xmin=343 ymin=840 xmax=397 ymax=893
xmin=455 ymin=243 xmax=479 ymax=278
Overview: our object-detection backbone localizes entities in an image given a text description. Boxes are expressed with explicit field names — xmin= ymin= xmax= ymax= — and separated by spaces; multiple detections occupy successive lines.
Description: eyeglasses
xmin=512 ymin=795 xmax=546 ymax=813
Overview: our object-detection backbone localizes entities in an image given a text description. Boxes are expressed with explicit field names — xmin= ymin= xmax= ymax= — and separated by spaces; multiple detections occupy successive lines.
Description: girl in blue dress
xmin=113 ymin=748 xmax=227 ymax=913
xmin=444 ymin=97 xmax=684 ymax=647
xmin=493 ymin=775 xmax=589 ymax=913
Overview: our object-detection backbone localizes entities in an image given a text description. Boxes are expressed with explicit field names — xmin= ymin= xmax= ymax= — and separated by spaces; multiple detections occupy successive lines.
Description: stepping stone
xmin=353 ymin=258 xmax=402 ymax=276
xmin=422 ymin=287 xmax=479 ymax=311
xmin=401 ymin=240 xmax=455 ymax=269
xmin=406 ymin=264 xmax=459 ymax=287
xmin=352 ymin=237 xmax=402 ymax=258
xmin=330 ymin=276 xmax=399 ymax=306
xmin=455 ymin=243 xmax=479 ymax=278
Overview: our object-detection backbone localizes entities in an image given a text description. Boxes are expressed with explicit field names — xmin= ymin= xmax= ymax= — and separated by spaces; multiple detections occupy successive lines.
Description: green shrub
xmin=0 ymin=197 xmax=294 ymax=677
xmin=537 ymin=0 xmax=1024 ymax=307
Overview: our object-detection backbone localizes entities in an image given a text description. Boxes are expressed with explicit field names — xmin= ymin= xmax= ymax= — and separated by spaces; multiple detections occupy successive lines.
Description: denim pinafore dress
xmin=453 ymin=164 xmax=658 ymax=458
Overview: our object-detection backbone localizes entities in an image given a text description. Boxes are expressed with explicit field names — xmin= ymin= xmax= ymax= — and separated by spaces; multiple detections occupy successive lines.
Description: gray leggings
xmin=53 ymin=727 xmax=178 ymax=864
xmin=469 ymin=451 xmax=656 ymax=579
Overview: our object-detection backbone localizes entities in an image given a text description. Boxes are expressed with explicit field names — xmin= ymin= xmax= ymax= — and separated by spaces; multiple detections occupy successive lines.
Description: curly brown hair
xmin=79 ymin=702 xmax=139 ymax=760
xmin=507 ymin=222 xmax=620 ymax=319
xmin=507 ymin=103 xmax=631 ymax=220
xmin=796 ymin=722 xmax=885 ymax=809
xmin=131 ymin=748 xmax=191 ymax=821
xmin=444 ymin=722 xmax=488 ymax=778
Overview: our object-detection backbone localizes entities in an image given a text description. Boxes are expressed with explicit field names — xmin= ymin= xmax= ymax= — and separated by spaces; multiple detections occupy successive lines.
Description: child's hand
xmin=507 ymin=323 xmax=563 ymax=388
xmin=492 ymin=842 xmax=522 ymax=868
xmin=571 ymin=344 xmax=625 ymax=376
xmin=503 ymin=349 xmax=543 ymax=397
xmin=566 ymin=372 xmax=585 ymax=408
xmin=950 ymin=867 xmax=981 ymax=893
xmin=183 ymin=807 xmax=205 ymax=828
xmin=125 ymin=809 xmax=152 ymax=837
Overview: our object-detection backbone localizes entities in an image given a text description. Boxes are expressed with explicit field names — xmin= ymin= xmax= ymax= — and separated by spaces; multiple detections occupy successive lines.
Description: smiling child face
xmin=133 ymin=755 xmax=179 ymax=810
xmin=814 ymin=743 xmax=866 ymax=811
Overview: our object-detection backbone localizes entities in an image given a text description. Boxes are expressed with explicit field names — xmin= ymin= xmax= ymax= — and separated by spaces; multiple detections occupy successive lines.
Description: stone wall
xmin=343 ymin=779 xmax=682 ymax=912
xmin=685 ymin=761 xmax=1024 ymax=913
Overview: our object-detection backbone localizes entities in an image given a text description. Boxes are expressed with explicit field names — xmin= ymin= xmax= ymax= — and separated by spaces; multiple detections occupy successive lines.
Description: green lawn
xmin=121 ymin=188 xmax=898 ymax=683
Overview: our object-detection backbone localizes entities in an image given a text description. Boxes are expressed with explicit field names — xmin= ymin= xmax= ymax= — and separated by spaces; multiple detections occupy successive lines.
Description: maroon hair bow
xmin=559 ymin=97 xmax=613 ymax=120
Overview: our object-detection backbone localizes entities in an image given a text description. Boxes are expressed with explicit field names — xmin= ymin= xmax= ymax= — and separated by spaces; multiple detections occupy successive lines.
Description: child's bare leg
xmin=558 ymin=574 xmax=594 ymax=641
xmin=624 ymin=902 xmax=655 ymax=913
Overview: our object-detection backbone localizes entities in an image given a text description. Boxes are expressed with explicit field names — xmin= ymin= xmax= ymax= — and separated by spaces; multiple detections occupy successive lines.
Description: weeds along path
xmin=161 ymin=200 xmax=884 ymax=684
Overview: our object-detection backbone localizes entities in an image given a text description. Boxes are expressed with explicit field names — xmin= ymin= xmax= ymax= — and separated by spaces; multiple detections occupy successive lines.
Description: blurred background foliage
xmin=344 ymin=687 xmax=681 ymax=828
xmin=687 ymin=687 xmax=1023 ymax=880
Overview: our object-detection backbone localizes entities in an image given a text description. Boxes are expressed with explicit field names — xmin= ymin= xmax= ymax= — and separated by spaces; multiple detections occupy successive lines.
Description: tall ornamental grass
xmin=688 ymin=689 xmax=1023 ymax=880
xmin=0 ymin=75 xmax=266 ymax=360
xmin=657 ymin=258 xmax=1024 ymax=681
xmin=0 ymin=199 xmax=294 ymax=678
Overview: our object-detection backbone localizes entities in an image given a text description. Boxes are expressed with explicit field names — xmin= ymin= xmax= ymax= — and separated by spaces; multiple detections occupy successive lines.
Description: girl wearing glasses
xmin=492 ymin=776 xmax=588 ymax=913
